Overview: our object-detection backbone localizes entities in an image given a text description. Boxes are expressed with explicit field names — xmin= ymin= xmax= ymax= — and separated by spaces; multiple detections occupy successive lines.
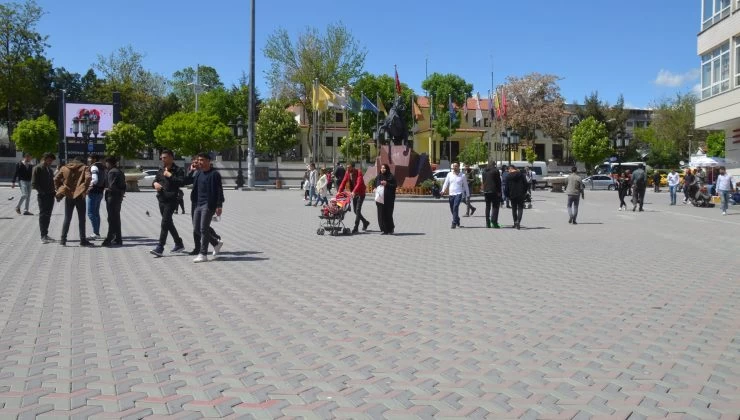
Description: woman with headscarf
xmin=375 ymin=164 xmax=397 ymax=235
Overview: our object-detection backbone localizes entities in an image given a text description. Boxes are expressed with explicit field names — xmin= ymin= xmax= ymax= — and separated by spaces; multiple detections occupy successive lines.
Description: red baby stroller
xmin=317 ymin=192 xmax=353 ymax=236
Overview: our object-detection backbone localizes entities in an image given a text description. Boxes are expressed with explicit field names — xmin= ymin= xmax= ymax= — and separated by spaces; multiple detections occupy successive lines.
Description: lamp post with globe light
xmin=500 ymin=128 xmax=519 ymax=166
xmin=229 ymin=115 xmax=246 ymax=189
xmin=71 ymin=110 xmax=99 ymax=160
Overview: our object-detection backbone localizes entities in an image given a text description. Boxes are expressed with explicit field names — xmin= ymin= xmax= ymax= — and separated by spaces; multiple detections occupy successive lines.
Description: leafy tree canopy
xmin=571 ymin=117 xmax=611 ymax=173
xmin=105 ymin=122 xmax=146 ymax=159
xmin=504 ymin=73 xmax=566 ymax=142
xmin=11 ymin=115 xmax=57 ymax=158
xmin=421 ymin=73 xmax=471 ymax=140
xmin=154 ymin=112 xmax=234 ymax=157
xmin=256 ymin=100 xmax=300 ymax=156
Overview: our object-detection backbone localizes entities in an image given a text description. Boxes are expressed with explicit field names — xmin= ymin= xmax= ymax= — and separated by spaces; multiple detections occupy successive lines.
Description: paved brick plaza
xmin=0 ymin=186 xmax=738 ymax=419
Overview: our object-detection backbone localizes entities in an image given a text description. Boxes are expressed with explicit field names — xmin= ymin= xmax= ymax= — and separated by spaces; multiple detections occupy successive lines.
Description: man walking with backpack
xmin=631 ymin=163 xmax=647 ymax=212
xmin=86 ymin=155 xmax=106 ymax=240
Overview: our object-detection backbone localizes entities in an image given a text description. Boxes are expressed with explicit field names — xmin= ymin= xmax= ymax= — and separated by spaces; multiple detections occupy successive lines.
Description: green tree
xmin=256 ymin=100 xmax=300 ymax=181
xmin=264 ymin=22 xmax=366 ymax=153
xmin=525 ymin=147 xmax=537 ymax=165
xmin=105 ymin=122 xmax=146 ymax=159
xmin=504 ymin=73 xmax=566 ymax=158
xmin=154 ymin=112 xmax=234 ymax=157
xmin=634 ymin=126 xmax=681 ymax=168
xmin=170 ymin=65 xmax=223 ymax=112
xmin=421 ymin=73 xmax=471 ymax=144
xmin=0 ymin=0 xmax=51 ymax=137
xmin=571 ymin=117 xmax=611 ymax=174
xmin=11 ymin=115 xmax=56 ymax=158
xmin=350 ymin=72 xmax=414 ymax=141
xmin=92 ymin=45 xmax=169 ymax=142
xmin=646 ymin=93 xmax=704 ymax=159
xmin=339 ymin=119 xmax=370 ymax=163
xmin=457 ymin=139 xmax=488 ymax=165
xmin=705 ymin=132 xmax=725 ymax=157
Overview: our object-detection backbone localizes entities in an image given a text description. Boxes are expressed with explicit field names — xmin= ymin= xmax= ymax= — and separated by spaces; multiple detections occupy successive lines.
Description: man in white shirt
xmin=715 ymin=166 xmax=736 ymax=215
xmin=667 ymin=169 xmax=680 ymax=206
xmin=441 ymin=162 xmax=470 ymax=229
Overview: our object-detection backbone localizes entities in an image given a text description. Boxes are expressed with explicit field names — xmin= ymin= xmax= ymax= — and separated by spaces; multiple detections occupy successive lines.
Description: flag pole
xmin=376 ymin=92 xmax=381 ymax=156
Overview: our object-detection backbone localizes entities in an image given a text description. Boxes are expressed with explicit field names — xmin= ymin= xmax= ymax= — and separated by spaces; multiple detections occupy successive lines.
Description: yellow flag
xmin=312 ymin=83 xmax=336 ymax=112
xmin=377 ymin=94 xmax=387 ymax=115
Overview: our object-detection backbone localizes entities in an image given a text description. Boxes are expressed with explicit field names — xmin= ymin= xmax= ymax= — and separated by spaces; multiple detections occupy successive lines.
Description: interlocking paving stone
xmin=1 ymin=187 xmax=739 ymax=419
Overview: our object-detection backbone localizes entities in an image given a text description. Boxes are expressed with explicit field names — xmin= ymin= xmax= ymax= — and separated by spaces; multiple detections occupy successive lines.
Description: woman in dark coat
xmin=375 ymin=164 xmax=397 ymax=235
xmin=505 ymin=167 xmax=529 ymax=229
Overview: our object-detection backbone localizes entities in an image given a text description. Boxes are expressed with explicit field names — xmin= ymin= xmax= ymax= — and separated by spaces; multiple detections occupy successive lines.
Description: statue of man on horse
xmin=379 ymin=96 xmax=408 ymax=144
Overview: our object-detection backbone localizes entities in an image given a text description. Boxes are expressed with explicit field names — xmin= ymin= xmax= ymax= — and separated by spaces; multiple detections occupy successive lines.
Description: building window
xmin=335 ymin=113 xmax=343 ymax=123
xmin=484 ymin=118 xmax=489 ymax=127
xmin=701 ymin=42 xmax=730 ymax=99
xmin=325 ymin=136 xmax=333 ymax=146
xmin=703 ymin=0 xmax=731 ymax=29
xmin=736 ymin=37 xmax=740 ymax=87
xmin=337 ymin=136 xmax=343 ymax=146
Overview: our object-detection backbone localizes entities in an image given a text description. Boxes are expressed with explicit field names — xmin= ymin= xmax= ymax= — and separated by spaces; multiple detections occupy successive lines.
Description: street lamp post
xmin=246 ymin=0 xmax=256 ymax=189
xmin=71 ymin=110 xmax=99 ymax=160
xmin=229 ymin=115 xmax=245 ymax=189
xmin=613 ymin=133 xmax=630 ymax=173
xmin=500 ymin=128 xmax=519 ymax=166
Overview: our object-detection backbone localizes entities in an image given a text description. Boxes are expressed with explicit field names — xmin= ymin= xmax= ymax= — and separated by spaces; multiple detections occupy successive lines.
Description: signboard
xmin=64 ymin=103 xmax=114 ymax=138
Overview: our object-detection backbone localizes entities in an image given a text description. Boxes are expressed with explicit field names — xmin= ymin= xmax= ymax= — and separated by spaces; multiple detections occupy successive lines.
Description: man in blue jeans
xmin=667 ymin=169 xmax=680 ymax=205
xmin=715 ymin=166 xmax=736 ymax=216
xmin=86 ymin=155 xmax=106 ymax=240
xmin=441 ymin=162 xmax=469 ymax=229
xmin=190 ymin=153 xmax=224 ymax=263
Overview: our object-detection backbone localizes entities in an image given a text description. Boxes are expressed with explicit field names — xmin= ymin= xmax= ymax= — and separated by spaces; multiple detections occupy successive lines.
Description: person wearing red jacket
xmin=338 ymin=162 xmax=370 ymax=234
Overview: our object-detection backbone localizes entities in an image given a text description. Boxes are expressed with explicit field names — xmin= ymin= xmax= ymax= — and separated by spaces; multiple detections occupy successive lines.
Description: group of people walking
xmin=442 ymin=162 xmax=531 ymax=230
xmin=148 ymin=151 xmax=225 ymax=263
xmin=17 ymin=150 xmax=225 ymax=263
xmin=304 ymin=161 xmax=399 ymax=235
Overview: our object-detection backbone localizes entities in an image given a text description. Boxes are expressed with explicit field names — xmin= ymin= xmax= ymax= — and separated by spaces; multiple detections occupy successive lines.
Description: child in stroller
xmin=316 ymin=192 xmax=353 ymax=236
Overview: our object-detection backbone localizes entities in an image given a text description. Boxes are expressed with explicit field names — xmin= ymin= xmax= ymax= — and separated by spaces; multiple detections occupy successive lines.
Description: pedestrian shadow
xmin=507 ymin=225 xmax=550 ymax=230
xmin=572 ymin=222 xmax=604 ymax=225
xmin=0 ymin=217 xmax=13 ymax=220
xmin=218 ymin=251 xmax=268 ymax=262
xmin=390 ymin=232 xmax=425 ymax=236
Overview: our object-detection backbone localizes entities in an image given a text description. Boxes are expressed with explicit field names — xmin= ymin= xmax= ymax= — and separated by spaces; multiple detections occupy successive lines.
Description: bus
xmin=595 ymin=161 xmax=651 ymax=177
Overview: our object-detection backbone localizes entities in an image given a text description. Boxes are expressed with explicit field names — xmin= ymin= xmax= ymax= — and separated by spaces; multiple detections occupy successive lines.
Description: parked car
xmin=432 ymin=169 xmax=450 ymax=186
xmin=582 ymin=174 xmax=618 ymax=190
xmin=137 ymin=169 xmax=159 ymax=189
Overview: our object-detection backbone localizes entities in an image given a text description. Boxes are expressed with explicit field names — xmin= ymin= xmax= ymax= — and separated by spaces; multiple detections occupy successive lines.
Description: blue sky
xmin=35 ymin=0 xmax=700 ymax=109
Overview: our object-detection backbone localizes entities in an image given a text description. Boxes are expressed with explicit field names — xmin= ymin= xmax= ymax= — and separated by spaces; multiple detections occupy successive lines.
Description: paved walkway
xmin=0 ymin=187 xmax=738 ymax=419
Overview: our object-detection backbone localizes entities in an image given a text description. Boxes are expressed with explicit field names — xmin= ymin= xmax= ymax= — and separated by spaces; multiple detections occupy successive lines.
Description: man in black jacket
xmin=150 ymin=150 xmax=186 ymax=256
xmin=12 ymin=153 xmax=34 ymax=215
xmin=190 ymin=152 xmax=224 ymax=263
xmin=102 ymin=156 xmax=126 ymax=247
xmin=31 ymin=153 xmax=57 ymax=243
xmin=505 ymin=167 xmax=529 ymax=230
xmin=183 ymin=156 xmax=222 ymax=256
xmin=482 ymin=163 xmax=502 ymax=228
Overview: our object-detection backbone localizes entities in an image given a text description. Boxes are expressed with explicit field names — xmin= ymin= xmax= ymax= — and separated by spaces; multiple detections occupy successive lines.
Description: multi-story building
xmin=695 ymin=0 xmax=740 ymax=174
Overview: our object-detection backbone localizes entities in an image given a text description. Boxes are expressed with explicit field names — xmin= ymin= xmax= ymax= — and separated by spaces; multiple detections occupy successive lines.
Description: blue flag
xmin=448 ymin=95 xmax=457 ymax=123
xmin=361 ymin=94 xmax=379 ymax=113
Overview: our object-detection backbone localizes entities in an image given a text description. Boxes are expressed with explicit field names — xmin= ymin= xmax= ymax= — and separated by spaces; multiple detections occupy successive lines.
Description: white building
xmin=695 ymin=0 xmax=740 ymax=175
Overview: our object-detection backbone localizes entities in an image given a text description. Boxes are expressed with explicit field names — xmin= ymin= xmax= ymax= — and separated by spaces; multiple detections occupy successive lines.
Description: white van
xmin=496 ymin=161 xmax=549 ymax=188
